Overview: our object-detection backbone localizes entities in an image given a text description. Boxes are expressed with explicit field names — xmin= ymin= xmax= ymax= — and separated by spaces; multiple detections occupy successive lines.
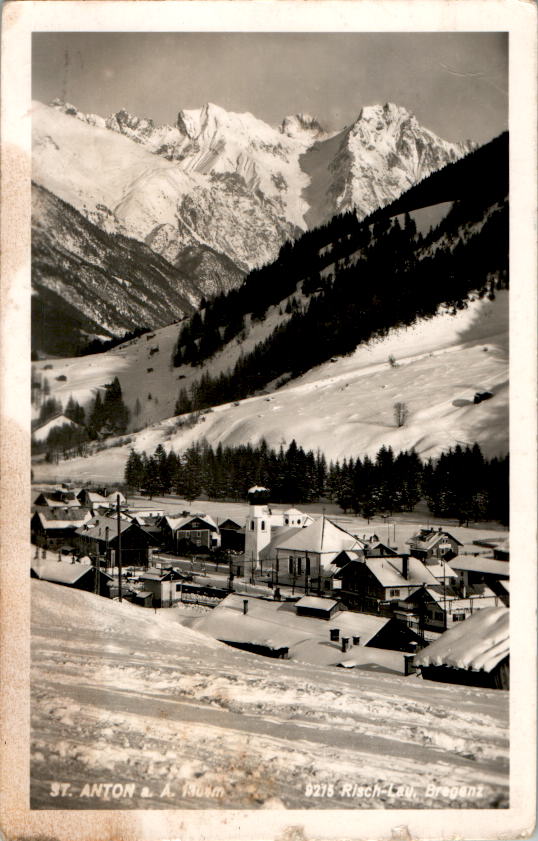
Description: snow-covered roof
xmin=32 ymin=561 xmax=111 ymax=585
xmin=365 ymin=556 xmax=438 ymax=588
xmin=194 ymin=594 xmax=390 ymax=652
xmin=75 ymin=515 xmax=134 ymax=539
xmin=407 ymin=528 xmax=463 ymax=550
xmin=295 ymin=596 xmax=337 ymax=611
xmin=449 ymin=556 xmax=510 ymax=576
xmin=273 ymin=517 xmax=360 ymax=554
xmin=248 ymin=485 xmax=269 ymax=493
xmin=163 ymin=512 xmax=218 ymax=531
xmin=414 ymin=606 xmax=509 ymax=673
xmin=34 ymin=509 xmax=92 ymax=529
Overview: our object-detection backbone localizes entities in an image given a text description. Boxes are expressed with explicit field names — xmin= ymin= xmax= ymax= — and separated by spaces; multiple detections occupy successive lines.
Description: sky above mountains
xmin=33 ymin=32 xmax=507 ymax=145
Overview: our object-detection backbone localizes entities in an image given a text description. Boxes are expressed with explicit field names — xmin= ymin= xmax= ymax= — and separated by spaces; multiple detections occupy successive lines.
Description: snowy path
xmin=31 ymin=582 xmax=509 ymax=810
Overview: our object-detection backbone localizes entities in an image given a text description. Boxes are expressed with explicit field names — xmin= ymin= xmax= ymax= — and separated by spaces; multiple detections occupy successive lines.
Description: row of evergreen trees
xmin=124 ymin=439 xmax=508 ymax=525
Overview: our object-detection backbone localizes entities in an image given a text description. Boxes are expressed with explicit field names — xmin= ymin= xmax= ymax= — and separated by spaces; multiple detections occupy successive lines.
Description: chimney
xmin=341 ymin=636 xmax=351 ymax=653
xmin=402 ymin=553 xmax=409 ymax=580
xmin=243 ymin=599 xmax=249 ymax=615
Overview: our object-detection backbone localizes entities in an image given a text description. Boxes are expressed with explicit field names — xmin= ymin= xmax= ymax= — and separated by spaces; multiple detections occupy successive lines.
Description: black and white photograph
xmin=1 ymin=1 xmax=536 ymax=839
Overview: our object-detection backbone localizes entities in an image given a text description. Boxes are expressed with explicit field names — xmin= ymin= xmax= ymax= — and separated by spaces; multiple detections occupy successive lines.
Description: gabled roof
xmin=273 ymin=517 xmax=360 ymax=554
xmin=75 ymin=515 xmax=134 ymax=539
xmin=414 ymin=606 xmax=509 ymax=673
xmin=31 ymin=561 xmax=112 ymax=585
xmin=33 ymin=509 xmax=92 ymax=529
xmin=162 ymin=512 xmax=218 ymax=532
xmin=365 ymin=556 xmax=439 ymax=588
xmin=77 ymin=489 xmax=109 ymax=504
xmin=407 ymin=528 xmax=463 ymax=550
xmin=220 ymin=518 xmax=242 ymax=530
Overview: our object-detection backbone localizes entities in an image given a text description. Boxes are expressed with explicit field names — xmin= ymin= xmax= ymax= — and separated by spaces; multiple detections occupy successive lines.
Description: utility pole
xmin=117 ymin=494 xmax=122 ymax=602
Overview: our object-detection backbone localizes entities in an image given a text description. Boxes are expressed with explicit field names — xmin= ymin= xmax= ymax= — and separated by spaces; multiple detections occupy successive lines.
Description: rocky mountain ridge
xmin=36 ymin=99 xmax=473 ymax=273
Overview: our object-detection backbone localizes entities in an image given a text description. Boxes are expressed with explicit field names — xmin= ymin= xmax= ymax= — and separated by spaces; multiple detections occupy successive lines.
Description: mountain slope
xmin=31 ymin=579 xmax=508 ymax=809
xmin=32 ymin=291 xmax=508 ymax=484
xmin=32 ymin=183 xmax=244 ymax=356
xmin=34 ymin=99 xmax=472 ymax=273
xmin=32 ymin=183 xmax=201 ymax=355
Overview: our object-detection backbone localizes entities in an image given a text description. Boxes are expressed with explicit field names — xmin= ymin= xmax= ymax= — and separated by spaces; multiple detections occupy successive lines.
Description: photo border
xmin=1 ymin=2 xmax=536 ymax=839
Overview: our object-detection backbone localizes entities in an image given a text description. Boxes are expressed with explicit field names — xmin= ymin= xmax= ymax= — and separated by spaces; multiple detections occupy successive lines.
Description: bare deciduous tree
xmin=394 ymin=401 xmax=409 ymax=427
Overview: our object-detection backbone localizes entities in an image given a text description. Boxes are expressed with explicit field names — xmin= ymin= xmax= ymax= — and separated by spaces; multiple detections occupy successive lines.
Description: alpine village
xmin=29 ymin=90 xmax=510 ymax=809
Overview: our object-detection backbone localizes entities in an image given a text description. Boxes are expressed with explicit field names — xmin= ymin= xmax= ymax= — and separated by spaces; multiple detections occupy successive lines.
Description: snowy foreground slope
xmin=31 ymin=581 xmax=508 ymax=810
xmin=33 ymin=292 xmax=508 ymax=484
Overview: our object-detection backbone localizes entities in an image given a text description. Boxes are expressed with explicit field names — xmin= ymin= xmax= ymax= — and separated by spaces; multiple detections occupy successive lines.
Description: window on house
xmin=305 ymin=557 xmax=310 ymax=575
xmin=453 ymin=613 xmax=466 ymax=622
xmin=389 ymin=589 xmax=400 ymax=597
xmin=250 ymin=520 xmax=255 ymax=531
xmin=289 ymin=557 xmax=294 ymax=575
xmin=285 ymin=518 xmax=289 ymax=525
xmin=261 ymin=520 xmax=266 ymax=531
xmin=297 ymin=558 xmax=302 ymax=575
xmin=435 ymin=611 xmax=444 ymax=621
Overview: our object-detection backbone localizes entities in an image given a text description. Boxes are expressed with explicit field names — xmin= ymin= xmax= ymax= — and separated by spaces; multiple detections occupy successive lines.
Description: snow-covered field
xmin=33 ymin=291 xmax=508 ymax=485
xmin=31 ymin=580 xmax=508 ymax=810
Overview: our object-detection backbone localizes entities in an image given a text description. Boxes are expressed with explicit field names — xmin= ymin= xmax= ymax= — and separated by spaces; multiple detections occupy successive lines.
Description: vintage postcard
xmin=1 ymin=1 xmax=536 ymax=840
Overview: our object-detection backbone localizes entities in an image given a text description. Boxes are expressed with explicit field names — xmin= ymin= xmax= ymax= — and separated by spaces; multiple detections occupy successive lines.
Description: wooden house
xmin=406 ymin=528 xmax=462 ymax=562
xmin=136 ymin=566 xmax=185 ymax=607
xmin=31 ymin=561 xmax=112 ymax=597
xmin=332 ymin=554 xmax=439 ymax=613
xmin=74 ymin=515 xmax=158 ymax=567
xmin=159 ymin=513 xmax=221 ymax=552
xmin=414 ymin=606 xmax=509 ymax=689
xmin=31 ymin=508 xmax=92 ymax=548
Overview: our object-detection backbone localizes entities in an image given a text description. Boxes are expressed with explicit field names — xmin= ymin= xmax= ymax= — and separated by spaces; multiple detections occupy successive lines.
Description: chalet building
xmin=158 ymin=513 xmax=221 ymax=552
xmin=74 ymin=515 xmax=158 ymax=567
xmin=414 ymin=606 xmax=509 ymax=689
xmin=395 ymin=583 xmax=504 ymax=632
xmin=31 ymin=508 xmax=93 ymax=548
xmin=407 ymin=528 xmax=462 ymax=562
xmin=219 ymin=519 xmax=245 ymax=552
xmin=266 ymin=516 xmax=363 ymax=590
xmin=31 ymin=560 xmax=112 ymax=597
xmin=135 ymin=566 xmax=185 ymax=607
xmin=332 ymin=554 xmax=440 ymax=613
